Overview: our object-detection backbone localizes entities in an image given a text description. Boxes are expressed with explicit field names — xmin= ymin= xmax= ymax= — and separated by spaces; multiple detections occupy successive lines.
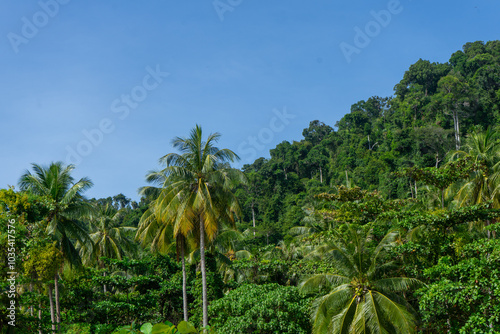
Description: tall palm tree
xmin=139 ymin=125 xmax=245 ymax=328
xmin=19 ymin=162 xmax=93 ymax=331
xmin=136 ymin=188 xmax=192 ymax=322
xmin=300 ymin=225 xmax=421 ymax=334
xmin=80 ymin=204 xmax=136 ymax=292
xmin=451 ymin=127 xmax=500 ymax=208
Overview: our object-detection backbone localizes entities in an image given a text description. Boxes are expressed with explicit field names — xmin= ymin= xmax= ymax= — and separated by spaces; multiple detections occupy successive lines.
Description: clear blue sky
xmin=1 ymin=0 xmax=499 ymax=201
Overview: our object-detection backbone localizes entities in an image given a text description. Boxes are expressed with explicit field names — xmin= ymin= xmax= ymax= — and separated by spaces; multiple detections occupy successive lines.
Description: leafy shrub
xmin=64 ymin=323 xmax=91 ymax=334
xmin=208 ymin=283 xmax=312 ymax=333
xmin=112 ymin=321 xmax=202 ymax=334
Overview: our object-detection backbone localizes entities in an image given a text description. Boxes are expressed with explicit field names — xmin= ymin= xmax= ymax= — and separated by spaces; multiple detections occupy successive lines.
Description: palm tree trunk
xmin=55 ymin=273 xmax=61 ymax=331
xmin=48 ymin=284 xmax=56 ymax=333
xmin=38 ymin=300 xmax=43 ymax=334
xmin=30 ymin=280 xmax=34 ymax=317
xmin=200 ymin=217 xmax=209 ymax=330
xmin=181 ymin=237 xmax=189 ymax=322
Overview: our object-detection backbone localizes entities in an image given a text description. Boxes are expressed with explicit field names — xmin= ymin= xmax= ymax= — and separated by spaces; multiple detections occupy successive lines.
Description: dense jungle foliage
xmin=2 ymin=40 xmax=500 ymax=333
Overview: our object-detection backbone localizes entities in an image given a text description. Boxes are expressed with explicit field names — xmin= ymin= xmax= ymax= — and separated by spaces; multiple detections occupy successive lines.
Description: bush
xmin=208 ymin=283 xmax=312 ymax=333
xmin=64 ymin=323 xmax=91 ymax=334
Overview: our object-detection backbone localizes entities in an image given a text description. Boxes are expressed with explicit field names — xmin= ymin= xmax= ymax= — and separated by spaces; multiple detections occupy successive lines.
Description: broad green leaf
xmin=177 ymin=321 xmax=198 ymax=333
xmin=152 ymin=323 xmax=176 ymax=334
xmin=140 ymin=323 xmax=153 ymax=334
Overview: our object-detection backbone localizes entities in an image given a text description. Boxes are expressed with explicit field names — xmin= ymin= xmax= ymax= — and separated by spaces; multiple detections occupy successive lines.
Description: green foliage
xmin=60 ymin=254 xmax=184 ymax=330
xmin=209 ymin=283 xmax=312 ymax=333
xmin=417 ymin=238 xmax=500 ymax=332
xmin=112 ymin=321 xmax=200 ymax=334
xmin=396 ymin=156 xmax=483 ymax=191
xmin=301 ymin=225 xmax=421 ymax=334
xmin=64 ymin=323 xmax=92 ymax=334
xmin=24 ymin=241 xmax=63 ymax=281
xmin=190 ymin=254 xmax=224 ymax=327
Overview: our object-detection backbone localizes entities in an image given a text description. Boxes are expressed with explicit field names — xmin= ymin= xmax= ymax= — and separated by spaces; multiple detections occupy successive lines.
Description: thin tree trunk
xmin=435 ymin=154 xmax=441 ymax=168
xmin=55 ymin=273 xmax=61 ymax=331
xmin=441 ymin=188 xmax=445 ymax=209
xmin=319 ymin=166 xmax=323 ymax=184
xmin=181 ymin=237 xmax=188 ymax=322
xmin=103 ymin=271 xmax=107 ymax=293
xmin=345 ymin=171 xmax=349 ymax=187
xmin=453 ymin=109 xmax=460 ymax=150
xmin=30 ymin=280 xmax=34 ymax=317
xmin=251 ymin=204 xmax=256 ymax=236
xmin=486 ymin=220 xmax=491 ymax=240
xmin=200 ymin=217 xmax=208 ymax=330
xmin=48 ymin=285 xmax=56 ymax=333
xmin=415 ymin=181 xmax=417 ymax=199
xmin=409 ymin=181 xmax=414 ymax=199
xmin=38 ymin=300 xmax=43 ymax=334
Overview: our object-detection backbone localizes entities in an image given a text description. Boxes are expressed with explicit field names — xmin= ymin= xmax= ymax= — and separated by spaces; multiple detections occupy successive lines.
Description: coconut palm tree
xmin=451 ymin=127 xmax=500 ymax=208
xmin=300 ymin=225 xmax=421 ymax=334
xmin=80 ymin=204 xmax=136 ymax=292
xmin=81 ymin=204 xmax=136 ymax=265
xmin=136 ymin=187 xmax=192 ymax=322
xmin=450 ymin=127 xmax=500 ymax=238
xmin=139 ymin=125 xmax=245 ymax=328
xmin=19 ymin=162 xmax=93 ymax=331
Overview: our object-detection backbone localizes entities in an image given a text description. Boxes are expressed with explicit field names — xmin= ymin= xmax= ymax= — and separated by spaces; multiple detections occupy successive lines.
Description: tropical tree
xmin=450 ymin=127 xmax=500 ymax=238
xmin=138 ymin=125 xmax=245 ymax=328
xmin=80 ymin=204 xmax=136 ymax=293
xmin=18 ymin=162 xmax=93 ymax=331
xmin=451 ymin=127 xmax=500 ymax=208
xmin=136 ymin=187 xmax=192 ymax=322
xmin=437 ymin=74 xmax=469 ymax=150
xmin=300 ymin=225 xmax=421 ymax=334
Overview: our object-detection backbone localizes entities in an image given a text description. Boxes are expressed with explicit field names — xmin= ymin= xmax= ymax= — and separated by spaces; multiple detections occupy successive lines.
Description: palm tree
xmin=19 ymin=162 xmax=93 ymax=331
xmin=451 ymin=127 xmax=500 ymax=237
xmin=451 ymin=127 xmax=500 ymax=207
xmin=300 ymin=225 xmax=421 ymax=334
xmin=81 ymin=204 xmax=136 ymax=264
xmin=189 ymin=228 xmax=252 ymax=285
xmin=80 ymin=204 xmax=136 ymax=292
xmin=139 ymin=125 xmax=245 ymax=328
xmin=136 ymin=187 xmax=192 ymax=322
xmin=290 ymin=207 xmax=333 ymax=240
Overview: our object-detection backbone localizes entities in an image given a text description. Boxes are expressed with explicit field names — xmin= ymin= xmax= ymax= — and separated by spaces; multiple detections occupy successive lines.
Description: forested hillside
xmin=236 ymin=40 xmax=500 ymax=245
xmin=1 ymin=40 xmax=500 ymax=334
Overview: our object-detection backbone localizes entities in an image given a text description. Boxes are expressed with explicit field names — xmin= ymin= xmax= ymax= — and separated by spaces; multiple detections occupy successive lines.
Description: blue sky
xmin=1 ymin=0 xmax=499 ymax=201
